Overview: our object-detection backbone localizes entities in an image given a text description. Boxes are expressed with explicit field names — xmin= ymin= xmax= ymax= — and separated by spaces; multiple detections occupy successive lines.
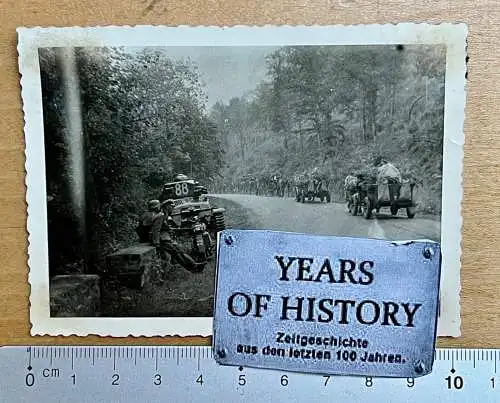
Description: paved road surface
xmin=210 ymin=193 xmax=440 ymax=242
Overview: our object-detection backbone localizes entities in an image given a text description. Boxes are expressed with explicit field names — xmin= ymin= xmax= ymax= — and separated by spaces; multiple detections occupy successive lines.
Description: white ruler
xmin=0 ymin=346 xmax=498 ymax=402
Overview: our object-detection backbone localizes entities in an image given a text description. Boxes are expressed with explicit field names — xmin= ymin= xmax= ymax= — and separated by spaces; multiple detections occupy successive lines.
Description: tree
xmin=40 ymin=46 xmax=224 ymax=275
xmin=214 ymin=43 xmax=446 ymax=213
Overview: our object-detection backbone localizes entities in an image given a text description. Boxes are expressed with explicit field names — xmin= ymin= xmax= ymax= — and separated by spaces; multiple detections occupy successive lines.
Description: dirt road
xmin=211 ymin=193 xmax=441 ymax=242
xmin=101 ymin=194 xmax=440 ymax=317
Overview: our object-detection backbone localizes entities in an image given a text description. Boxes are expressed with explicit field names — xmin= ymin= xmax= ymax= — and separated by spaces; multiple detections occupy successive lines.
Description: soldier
xmin=174 ymin=173 xmax=189 ymax=182
xmin=136 ymin=199 xmax=206 ymax=273
xmin=374 ymin=156 xmax=402 ymax=202
xmin=344 ymin=173 xmax=359 ymax=201
xmin=161 ymin=199 xmax=176 ymax=218
xmin=136 ymin=200 xmax=164 ymax=245
xmin=272 ymin=173 xmax=282 ymax=197
xmin=308 ymin=170 xmax=319 ymax=193
xmin=374 ymin=156 xmax=402 ymax=183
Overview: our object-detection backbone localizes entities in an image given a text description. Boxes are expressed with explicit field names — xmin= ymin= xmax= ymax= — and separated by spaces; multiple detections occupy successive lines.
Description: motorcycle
xmin=190 ymin=215 xmax=214 ymax=262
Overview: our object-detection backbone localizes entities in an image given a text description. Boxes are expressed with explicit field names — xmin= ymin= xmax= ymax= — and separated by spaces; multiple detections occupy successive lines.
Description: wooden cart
xmin=353 ymin=178 xmax=417 ymax=219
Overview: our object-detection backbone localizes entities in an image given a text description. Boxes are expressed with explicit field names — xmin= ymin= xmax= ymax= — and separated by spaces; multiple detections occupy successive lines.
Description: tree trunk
xmin=362 ymin=97 xmax=367 ymax=142
xmin=365 ymin=84 xmax=377 ymax=141
xmin=390 ymin=82 xmax=396 ymax=135
xmin=239 ymin=132 xmax=245 ymax=161
xmin=221 ymin=118 xmax=229 ymax=150
xmin=299 ymin=120 xmax=304 ymax=153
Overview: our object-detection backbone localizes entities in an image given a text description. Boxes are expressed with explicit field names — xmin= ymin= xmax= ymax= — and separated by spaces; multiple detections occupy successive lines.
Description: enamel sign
xmin=212 ymin=230 xmax=441 ymax=378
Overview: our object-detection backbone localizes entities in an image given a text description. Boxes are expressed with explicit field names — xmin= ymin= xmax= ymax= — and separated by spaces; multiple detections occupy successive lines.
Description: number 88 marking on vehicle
xmin=175 ymin=182 xmax=190 ymax=196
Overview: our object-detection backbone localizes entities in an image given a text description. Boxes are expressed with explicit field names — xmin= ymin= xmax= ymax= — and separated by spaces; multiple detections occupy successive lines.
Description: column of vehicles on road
xmin=223 ymin=172 xmax=329 ymax=201
xmin=159 ymin=174 xmax=226 ymax=262
xmin=225 ymin=159 xmax=419 ymax=220
xmin=227 ymin=174 xmax=294 ymax=198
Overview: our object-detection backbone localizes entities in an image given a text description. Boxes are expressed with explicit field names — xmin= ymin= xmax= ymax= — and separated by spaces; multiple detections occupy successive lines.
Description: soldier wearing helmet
xmin=136 ymin=199 xmax=206 ymax=273
xmin=174 ymin=173 xmax=189 ymax=182
xmin=374 ymin=156 xmax=402 ymax=182
xmin=373 ymin=156 xmax=402 ymax=202
xmin=136 ymin=200 xmax=164 ymax=246
xmin=162 ymin=199 xmax=176 ymax=217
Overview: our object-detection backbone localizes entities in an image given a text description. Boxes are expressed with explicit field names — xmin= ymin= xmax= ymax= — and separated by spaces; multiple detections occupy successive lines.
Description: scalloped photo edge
xmin=17 ymin=23 xmax=467 ymax=337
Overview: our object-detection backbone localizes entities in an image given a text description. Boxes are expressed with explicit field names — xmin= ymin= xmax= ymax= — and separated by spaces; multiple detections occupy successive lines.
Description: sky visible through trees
xmin=39 ymin=44 xmax=445 ymax=275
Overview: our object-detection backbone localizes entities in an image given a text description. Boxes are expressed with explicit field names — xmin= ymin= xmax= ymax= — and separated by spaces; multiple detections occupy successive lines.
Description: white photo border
xmin=17 ymin=23 xmax=467 ymax=337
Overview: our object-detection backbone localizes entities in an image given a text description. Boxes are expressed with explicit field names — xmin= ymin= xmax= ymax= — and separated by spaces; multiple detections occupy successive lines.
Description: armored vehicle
xmin=159 ymin=178 xmax=225 ymax=233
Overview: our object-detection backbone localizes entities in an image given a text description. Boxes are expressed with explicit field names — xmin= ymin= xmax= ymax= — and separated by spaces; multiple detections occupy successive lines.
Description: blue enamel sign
xmin=212 ymin=230 xmax=441 ymax=378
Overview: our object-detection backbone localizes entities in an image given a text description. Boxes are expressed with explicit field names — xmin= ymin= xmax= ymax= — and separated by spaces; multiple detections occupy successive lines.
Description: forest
xmin=40 ymin=44 xmax=446 ymax=277
xmin=211 ymin=44 xmax=446 ymax=206
xmin=40 ymin=47 xmax=224 ymax=276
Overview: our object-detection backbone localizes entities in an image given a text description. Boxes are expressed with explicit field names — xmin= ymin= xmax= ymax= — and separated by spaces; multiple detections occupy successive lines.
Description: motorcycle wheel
xmin=213 ymin=212 xmax=226 ymax=231
xmin=362 ymin=197 xmax=372 ymax=219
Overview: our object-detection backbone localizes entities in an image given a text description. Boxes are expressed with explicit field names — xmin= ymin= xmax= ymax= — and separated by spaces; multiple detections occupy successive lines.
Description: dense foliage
xmin=212 ymin=44 xmax=446 ymax=210
xmin=40 ymin=47 xmax=223 ymax=275
xmin=40 ymin=44 xmax=445 ymax=276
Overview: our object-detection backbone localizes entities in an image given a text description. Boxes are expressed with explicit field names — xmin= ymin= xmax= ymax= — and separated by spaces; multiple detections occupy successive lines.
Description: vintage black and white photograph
xmin=18 ymin=25 xmax=467 ymax=336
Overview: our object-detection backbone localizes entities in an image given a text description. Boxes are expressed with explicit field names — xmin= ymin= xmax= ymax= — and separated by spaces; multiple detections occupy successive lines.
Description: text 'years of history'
xmin=213 ymin=233 xmax=440 ymax=377
xmin=225 ymin=255 xmax=424 ymax=328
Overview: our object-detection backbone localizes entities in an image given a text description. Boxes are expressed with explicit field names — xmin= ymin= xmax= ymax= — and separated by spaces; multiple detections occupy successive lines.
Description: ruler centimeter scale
xmin=0 ymin=346 xmax=498 ymax=402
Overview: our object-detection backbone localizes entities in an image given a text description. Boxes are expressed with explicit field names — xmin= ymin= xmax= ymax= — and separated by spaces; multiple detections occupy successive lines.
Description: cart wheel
xmin=406 ymin=206 xmax=416 ymax=219
xmin=362 ymin=197 xmax=372 ymax=219
xmin=391 ymin=206 xmax=399 ymax=216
